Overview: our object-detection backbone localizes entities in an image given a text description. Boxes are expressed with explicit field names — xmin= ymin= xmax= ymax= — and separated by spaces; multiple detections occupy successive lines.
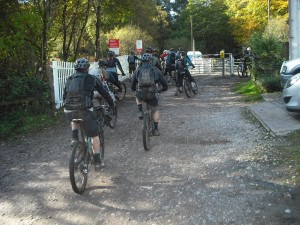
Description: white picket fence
xmin=52 ymin=55 xmax=129 ymax=109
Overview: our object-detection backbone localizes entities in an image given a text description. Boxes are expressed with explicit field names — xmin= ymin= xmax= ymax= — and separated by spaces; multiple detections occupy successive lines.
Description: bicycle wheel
xmin=237 ymin=64 xmax=244 ymax=78
xmin=99 ymin=127 xmax=105 ymax=161
xmin=108 ymin=105 xmax=117 ymax=128
xmin=183 ymin=79 xmax=193 ymax=98
xmin=69 ymin=141 xmax=90 ymax=194
xmin=117 ymin=82 xmax=126 ymax=101
xmin=192 ymin=81 xmax=198 ymax=94
xmin=142 ymin=112 xmax=151 ymax=151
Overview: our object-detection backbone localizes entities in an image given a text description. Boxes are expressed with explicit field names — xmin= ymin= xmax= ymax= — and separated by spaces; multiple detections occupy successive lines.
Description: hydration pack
xmin=64 ymin=74 xmax=93 ymax=110
xmin=137 ymin=65 xmax=155 ymax=88
xmin=128 ymin=55 xmax=135 ymax=64
xmin=177 ymin=58 xmax=185 ymax=70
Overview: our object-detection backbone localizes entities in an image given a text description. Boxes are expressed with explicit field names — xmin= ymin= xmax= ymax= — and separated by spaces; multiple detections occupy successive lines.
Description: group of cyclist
xmin=63 ymin=47 xmax=197 ymax=171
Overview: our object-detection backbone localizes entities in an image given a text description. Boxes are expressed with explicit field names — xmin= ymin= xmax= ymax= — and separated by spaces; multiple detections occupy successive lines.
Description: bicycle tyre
xmin=108 ymin=105 xmax=117 ymax=128
xmin=117 ymin=82 xmax=126 ymax=101
xmin=192 ymin=82 xmax=198 ymax=94
xmin=183 ymin=79 xmax=193 ymax=98
xmin=237 ymin=64 xmax=244 ymax=78
xmin=69 ymin=141 xmax=89 ymax=194
xmin=99 ymin=128 xmax=105 ymax=161
xmin=142 ymin=113 xmax=151 ymax=151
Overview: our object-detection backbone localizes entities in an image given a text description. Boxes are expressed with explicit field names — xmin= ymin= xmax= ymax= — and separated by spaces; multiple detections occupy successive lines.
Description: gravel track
xmin=0 ymin=75 xmax=299 ymax=225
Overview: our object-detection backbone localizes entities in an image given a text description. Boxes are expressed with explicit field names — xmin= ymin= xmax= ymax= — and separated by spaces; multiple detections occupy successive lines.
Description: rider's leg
xmin=83 ymin=110 xmax=104 ymax=168
xmin=136 ymin=97 xmax=144 ymax=119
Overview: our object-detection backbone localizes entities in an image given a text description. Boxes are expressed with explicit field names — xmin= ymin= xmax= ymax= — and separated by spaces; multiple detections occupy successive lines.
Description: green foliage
xmin=233 ymin=79 xmax=263 ymax=102
xmin=257 ymin=75 xmax=282 ymax=93
xmin=0 ymin=111 xmax=62 ymax=140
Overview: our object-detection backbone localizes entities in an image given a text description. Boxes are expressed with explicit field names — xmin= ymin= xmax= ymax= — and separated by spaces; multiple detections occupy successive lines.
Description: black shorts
xmin=129 ymin=63 xmax=136 ymax=73
xmin=64 ymin=109 xmax=98 ymax=137
xmin=136 ymin=90 xmax=159 ymax=109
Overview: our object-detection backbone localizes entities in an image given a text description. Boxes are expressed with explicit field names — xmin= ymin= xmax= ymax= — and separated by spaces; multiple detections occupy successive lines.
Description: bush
xmin=257 ymin=75 xmax=282 ymax=92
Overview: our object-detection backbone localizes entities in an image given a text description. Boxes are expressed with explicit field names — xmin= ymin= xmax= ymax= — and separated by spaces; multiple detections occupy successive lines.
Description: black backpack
xmin=137 ymin=64 xmax=155 ymax=88
xmin=64 ymin=74 xmax=93 ymax=110
xmin=177 ymin=58 xmax=185 ymax=71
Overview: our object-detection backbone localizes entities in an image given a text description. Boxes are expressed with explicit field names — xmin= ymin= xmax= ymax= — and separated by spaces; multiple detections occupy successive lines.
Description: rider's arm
xmin=154 ymin=68 xmax=168 ymax=91
xmin=115 ymin=58 xmax=125 ymax=75
xmin=185 ymin=57 xmax=195 ymax=68
xmin=94 ymin=77 xmax=114 ymax=107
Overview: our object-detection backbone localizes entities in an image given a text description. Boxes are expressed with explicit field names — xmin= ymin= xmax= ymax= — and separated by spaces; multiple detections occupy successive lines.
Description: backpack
xmin=137 ymin=65 xmax=155 ymax=88
xmin=128 ymin=55 xmax=135 ymax=64
xmin=64 ymin=74 xmax=93 ymax=110
xmin=165 ymin=54 xmax=172 ymax=66
xmin=107 ymin=57 xmax=116 ymax=67
xmin=177 ymin=58 xmax=185 ymax=71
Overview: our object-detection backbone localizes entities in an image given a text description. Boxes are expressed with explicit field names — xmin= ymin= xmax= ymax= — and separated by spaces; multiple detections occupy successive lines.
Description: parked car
xmin=282 ymin=73 xmax=300 ymax=112
xmin=280 ymin=58 xmax=300 ymax=88
xmin=187 ymin=51 xmax=202 ymax=65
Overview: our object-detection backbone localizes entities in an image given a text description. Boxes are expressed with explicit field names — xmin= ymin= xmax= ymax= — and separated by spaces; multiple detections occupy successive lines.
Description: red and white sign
xmin=136 ymin=40 xmax=143 ymax=53
xmin=108 ymin=39 xmax=120 ymax=55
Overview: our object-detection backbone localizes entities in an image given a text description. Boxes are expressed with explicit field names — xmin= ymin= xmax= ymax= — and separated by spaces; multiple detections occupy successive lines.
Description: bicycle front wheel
xmin=69 ymin=141 xmax=90 ymax=194
xmin=183 ymin=79 xmax=193 ymax=98
xmin=142 ymin=113 xmax=151 ymax=151
xmin=192 ymin=81 xmax=198 ymax=94
xmin=237 ymin=64 xmax=244 ymax=78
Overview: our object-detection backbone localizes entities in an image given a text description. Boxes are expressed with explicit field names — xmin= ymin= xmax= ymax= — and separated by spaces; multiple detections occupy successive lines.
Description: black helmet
xmin=108 ymin=50 xmax=115 ymax=57
xmin=146 ymin=47 xmax=152 ymax=53
xmin=141 ymin=53 xmax=152 ymax=61
xmin=74 ymin=58 xmax=90 ymax=71
xmin=180 ymin=51 xmax=186 ymax=56
xmin=98 ymin=60 xmax=108 ymax=68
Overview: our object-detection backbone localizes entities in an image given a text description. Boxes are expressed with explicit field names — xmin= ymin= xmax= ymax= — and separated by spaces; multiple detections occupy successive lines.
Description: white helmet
xmin=247 ymin=47 xmax=251 ymax=51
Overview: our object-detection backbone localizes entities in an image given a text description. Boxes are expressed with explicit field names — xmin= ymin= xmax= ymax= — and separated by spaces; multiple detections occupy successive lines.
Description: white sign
xmin=136 ymin=40 xmax=143 ymax=52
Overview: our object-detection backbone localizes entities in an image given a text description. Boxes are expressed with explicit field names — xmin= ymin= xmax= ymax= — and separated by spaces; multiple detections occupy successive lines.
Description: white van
xmin=187 ymin=51 xmax=202 ymax=64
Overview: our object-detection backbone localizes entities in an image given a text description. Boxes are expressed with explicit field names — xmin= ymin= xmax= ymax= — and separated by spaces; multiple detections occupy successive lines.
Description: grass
xmin=233 ymin=79 xmax=263 ymax=102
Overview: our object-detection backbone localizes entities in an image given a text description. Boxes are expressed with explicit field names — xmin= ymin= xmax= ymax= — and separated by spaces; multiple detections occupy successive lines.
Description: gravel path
xmin=0 ymin=75 xmax=299 ymax=225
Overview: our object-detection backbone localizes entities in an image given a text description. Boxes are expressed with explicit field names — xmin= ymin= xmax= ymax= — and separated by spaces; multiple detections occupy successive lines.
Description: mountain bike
xmin=69 ymin=114 xmax=105 ymax=194
xmin=142 ymin=100 xmax=154 ymax=151
xmin=237 ymin=59 xmax=252 ymax=78
xmin=69 ymin=103 xmax=116 ymax=194
xmin=177 ymin=68 xmax=198 ymax=98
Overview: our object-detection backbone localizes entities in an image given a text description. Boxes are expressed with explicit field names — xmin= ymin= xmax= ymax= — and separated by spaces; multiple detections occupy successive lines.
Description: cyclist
xmin=106 ymin=50 xmax=126 ymax=91
xmin=131 ymin=53 xmax=168 ymax=136
xmin=127 ymin=50 xmax=140 ymax=82
xmin=63 ymin=58 xmax=114 ymax=170
xmin=243 ymin=47 xmax=254 ymax=72
xmin=175 ymin=51 xmax=196 ymax=96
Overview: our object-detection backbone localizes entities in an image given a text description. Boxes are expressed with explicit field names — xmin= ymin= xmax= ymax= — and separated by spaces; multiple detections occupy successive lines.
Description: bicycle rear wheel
xmin=183 ymin=79 xmax=193 ymax=98
xmin=117 ymin=82 xmax=126 ymax=101
xmin=108 ymin=105 xmax=117 ymax=128
xmin=142 ymin=113 xmax=151 ymax=151
xmin=69 ymin=141 xmax=90 ymax=194
xmin=192 ymin=82 xmax=198 ymax=94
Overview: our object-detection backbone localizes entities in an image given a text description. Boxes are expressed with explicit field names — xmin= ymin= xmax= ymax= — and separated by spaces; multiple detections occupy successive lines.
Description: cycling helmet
xmin=170 ymin=48 xmax=174 ymax=51
xmin=180 ymin=51 xmax=186 ymax=56
xmin=141 ymin=53 xmax=152 ymax=61
xmin=247 ymin=47 xmax=251 ymax=51
xmin=108 ymin=50 xmax=115 ymax=57
xmin=146 ymin=47 xmax=153 ymax=53
xmin=74 ymin=58 xmax=90 ymax=71
xmin=98 ymin=60 xmax=108 ymax=68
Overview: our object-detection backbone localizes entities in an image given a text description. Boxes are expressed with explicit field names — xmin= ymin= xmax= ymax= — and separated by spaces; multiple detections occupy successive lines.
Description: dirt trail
xmin=0 ymin=75 xmax=299 ymax=225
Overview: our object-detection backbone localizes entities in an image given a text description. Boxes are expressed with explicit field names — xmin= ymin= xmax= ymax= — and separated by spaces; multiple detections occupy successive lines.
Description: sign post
xmin=108 ymin=39 xmax=120 ymax=55
xmin=136 ymin=40 xmax=143 ymax=54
